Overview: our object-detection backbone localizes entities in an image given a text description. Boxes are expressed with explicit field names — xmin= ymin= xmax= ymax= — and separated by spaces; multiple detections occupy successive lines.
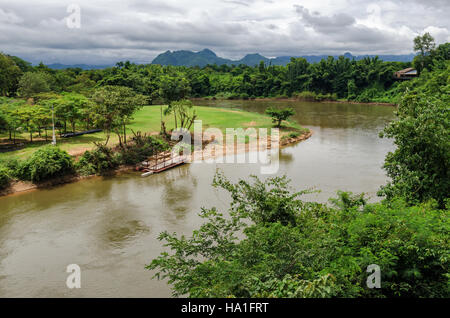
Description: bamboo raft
xmin=139 ymin=151 xmax=187 ymax=177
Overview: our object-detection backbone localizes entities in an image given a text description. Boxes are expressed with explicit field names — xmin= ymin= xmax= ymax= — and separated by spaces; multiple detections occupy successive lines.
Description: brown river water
xmin=0 ymin=100 xmax=395 ymax=297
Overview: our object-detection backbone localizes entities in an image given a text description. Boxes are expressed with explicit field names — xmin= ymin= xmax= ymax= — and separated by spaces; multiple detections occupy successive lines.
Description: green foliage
xmin=293 ymin=91 xmax=337 ymax=101
xmin=265 ymin=107 xmax=295 ymax=128
xmin=91 ymin=85 xmax=147 ymax=146
xmin=17 ymin=72 xmax=51 ymax=97
xmin=0 ymin=53 xmax=22 ymax=97
xmin=413 ymin=33 xmax=436 ymax=73
xmin=379 ymin=91 xmax=449 ymax=208
xmin=0 ymin=158 xmax=20 ymax=178
xmin=119 ymin=132 xmax=169 ymax=165
xmin=159 ymin=74 xmax=191 ymax=105
xmin=164 ymin=99 xmax=198 ymax=130
xmin=288 ymin=131 xmax=301 ymax=138
xmin=0 ymin=165 xmax=11 ymax=190
xmin=148 ymin=175 xmax=449 ymax=298
xmin=18 ymin=146 xmax=74 ymax=182
xmin=75 ymin=144 xmax=121 ymax=175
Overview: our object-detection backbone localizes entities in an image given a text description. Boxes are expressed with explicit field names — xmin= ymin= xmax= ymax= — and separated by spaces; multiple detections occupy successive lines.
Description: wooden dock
xmin=140 ymin=151 xmax=187 ymax=177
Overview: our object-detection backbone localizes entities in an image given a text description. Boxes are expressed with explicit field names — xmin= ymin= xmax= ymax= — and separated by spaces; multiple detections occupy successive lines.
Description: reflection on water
xmin=0 ymin=100 xmax=395 ymax=297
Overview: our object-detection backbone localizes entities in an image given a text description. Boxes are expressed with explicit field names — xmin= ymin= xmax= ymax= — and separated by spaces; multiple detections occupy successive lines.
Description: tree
xmin=265 ymin=107 xmax=295 ymax=128
xmin=91 ymin=86 xmax=147 ymax=146
xmin=0 ymin=53 xmax=22 ymax=96
xmin=413 ymin=33 xmax=436 ymax=72
xmin=379 ymin=92 xmax=449 ymax=208
xmin=0 ymin=108 xmax=8 ymax=135
xmin=16 ymin=106 xmax=38 ymax=142
xmin=414 ymin=32 xmax=436 ymax=56
xmin=17 ymin=72 xmax=51 ymax=98
xmin=148 ymin=174 xmax=449 ymax=298
xmin=173 ymin=99 xmax=197 ymax=130
xmin=158 ymin=74 xmax=191 ymax=133
xmin=0 ymin=100 xmax=24 ymax=144
xmin=164 ymin=99 xmax=197 ymax=130
xmin=33 ymin=103 xmax=53 ymax=141
xmin=57 ymin=93 xmax=91 ymax=133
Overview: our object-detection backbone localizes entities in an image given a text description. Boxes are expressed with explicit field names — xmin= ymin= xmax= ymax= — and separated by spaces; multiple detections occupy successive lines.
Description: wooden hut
xmin=394 ymin=68 xmax=418 ymax=80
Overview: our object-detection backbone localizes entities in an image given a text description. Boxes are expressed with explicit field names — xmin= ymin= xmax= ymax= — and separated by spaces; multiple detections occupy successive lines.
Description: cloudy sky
xmin=1 ymin=0 xmax=449 ymax=64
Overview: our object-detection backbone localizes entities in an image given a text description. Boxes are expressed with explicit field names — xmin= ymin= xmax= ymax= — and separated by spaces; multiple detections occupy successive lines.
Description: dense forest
xmin=1 ymin=35 xmax=448 ymax=106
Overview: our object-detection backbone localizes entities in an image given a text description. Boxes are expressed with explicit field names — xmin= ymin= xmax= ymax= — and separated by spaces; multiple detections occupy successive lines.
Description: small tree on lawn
xmin=265 ymin=107 xmax=295 ymax=128
xmin=91 ymin=85 xmax=147 ymax=147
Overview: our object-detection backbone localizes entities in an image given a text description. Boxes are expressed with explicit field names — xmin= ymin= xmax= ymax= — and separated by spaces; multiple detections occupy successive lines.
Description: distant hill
xmin=152 ymin=49 xmax=415 ymax=67
xmin=46 ymin=63 xmax=113 ymax=70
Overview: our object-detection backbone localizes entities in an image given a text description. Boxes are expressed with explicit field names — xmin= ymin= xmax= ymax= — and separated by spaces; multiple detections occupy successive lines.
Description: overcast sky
xmin=1 ymin=0 xmax=449 ymax=64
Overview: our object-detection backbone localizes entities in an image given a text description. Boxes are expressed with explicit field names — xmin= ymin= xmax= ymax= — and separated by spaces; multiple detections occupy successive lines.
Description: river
xmin=0 ymin=100 xmax=395 ymax=297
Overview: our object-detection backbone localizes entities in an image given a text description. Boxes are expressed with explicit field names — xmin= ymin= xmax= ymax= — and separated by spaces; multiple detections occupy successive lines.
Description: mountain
xmin=152 ymin=49 xmax=415 ymax=67
xmin=238 ymin=53 xmax=270 ymax=66
xmin=152 ymin=49 xmax=230 ymax=67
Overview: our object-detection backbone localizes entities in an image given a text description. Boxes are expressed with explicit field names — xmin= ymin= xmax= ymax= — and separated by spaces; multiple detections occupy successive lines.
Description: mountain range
xmin=44 ymin=49 xmax=415 ymax=70
xmin=152 ymin=49 xmax=415 ymax=67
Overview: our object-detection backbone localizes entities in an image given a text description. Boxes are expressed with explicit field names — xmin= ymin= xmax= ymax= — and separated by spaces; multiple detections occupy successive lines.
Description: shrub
xmin=379 ymin=93 xmax=450 ymax=207
xmin=0 ymin=159 xmax=20 ymax=178
xmin=120 ymin=133 xmax=169 ymax=165
xmin=0 ymin=165 xmax=11 ymax=190
xmin=75 ymin=144 xmax=120 ymax=176
xmin=149 ymin=175 xmax=449 ymax=298
xmin=288 ymin=131 xmax=301 ymax=138
xmin=18 ymin=146 xmax=74 ymax=182
xmin=265 ymin=107 xmax=295 ymax=128
xmin=293 ymin=91 xmax=317 ymax=101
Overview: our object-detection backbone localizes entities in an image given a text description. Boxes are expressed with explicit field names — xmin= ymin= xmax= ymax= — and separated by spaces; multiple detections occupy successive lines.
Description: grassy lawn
xmin=0 ymin=105 xmax=304 ymax=161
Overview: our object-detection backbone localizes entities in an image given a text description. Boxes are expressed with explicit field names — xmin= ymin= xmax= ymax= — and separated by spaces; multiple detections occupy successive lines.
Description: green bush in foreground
xmin=17 ymin=146 xmax=74 ymax=182
xmin=148 ymin=174 xmax=449 ymax=298
xmin=379 ymin=92 xmax=450 ymax=208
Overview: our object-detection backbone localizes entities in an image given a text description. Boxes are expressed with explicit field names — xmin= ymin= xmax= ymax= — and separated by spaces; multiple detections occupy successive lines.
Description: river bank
xmin=0 ymin=99 xmax=396 ymax=298
xmin=191 ymin=97 xmax=397 ymax=107
xmin=0 ymin=129 xmax=313 ymax=198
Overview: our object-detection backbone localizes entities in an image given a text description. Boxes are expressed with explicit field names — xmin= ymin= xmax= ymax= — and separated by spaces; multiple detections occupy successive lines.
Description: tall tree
xmin=91 ymin=86 xmax=147 ymax=146
xmin=158 ymin=74 xmax=191 ymax=133
xmin=413 ymin=33 xmax=436 ymax=72
xmin=17 ymin=72 xmax=51 ymax=98
xmin=0 ymin=53 xmax=22 ymax=96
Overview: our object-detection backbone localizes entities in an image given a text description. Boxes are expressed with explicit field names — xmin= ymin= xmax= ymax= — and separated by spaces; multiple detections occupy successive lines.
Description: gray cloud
xmin=295 ymin=5 xmax=355 ymax=33
xmin=0 ymin=0 xmax=448 ymax=64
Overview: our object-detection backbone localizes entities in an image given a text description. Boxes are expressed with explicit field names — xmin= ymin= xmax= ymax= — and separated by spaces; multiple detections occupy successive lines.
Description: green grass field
xmin=0 ymin=105 xmax=304 ymax=160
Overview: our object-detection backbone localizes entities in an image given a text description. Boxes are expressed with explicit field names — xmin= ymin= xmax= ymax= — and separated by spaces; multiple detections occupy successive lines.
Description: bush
xmin=75 ymin=144 xmax=121 ymax=176
xmin=379 ymin=93 xmax=450 ymax=207
xmin=18 ymin=146 xmax=74 ymax=182
xmin=0 ymin=165 xmax=11 ymax=190
xmin=288 ymin=131 xmax=301 ymax=138
xmin=293 ymin=91 xmax=337 ymax=102
xmin=149 ymin=174 xmax=449 ymax=298
xmin=120 ymin=133 xmax=169 ymax=165
xmin=0 ymin=159 xmax=20 ymax=179
xmin=265 ymin=107 xmax=295 ymax=128
xmin=293 ymin=91 xmax=317 ymax=101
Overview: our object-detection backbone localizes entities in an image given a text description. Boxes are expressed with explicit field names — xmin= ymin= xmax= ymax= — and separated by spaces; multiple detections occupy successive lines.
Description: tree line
xmin=1 ymin=34 xmax=448 ymax=104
